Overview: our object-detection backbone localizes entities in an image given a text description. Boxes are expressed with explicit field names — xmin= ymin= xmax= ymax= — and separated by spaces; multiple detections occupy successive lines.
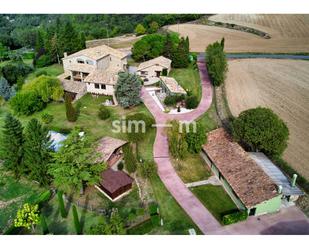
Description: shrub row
xmin=222 ymin=210 xmax=248 ymax=225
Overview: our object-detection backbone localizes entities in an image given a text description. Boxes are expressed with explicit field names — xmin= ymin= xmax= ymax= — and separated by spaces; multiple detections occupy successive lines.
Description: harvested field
xmin=225 ymin=59 xmax=309 ymax=180
xmin=168 ymin=15 xmax=309 ymax=53
xmin=86 ymin=34 xmax=142 ymax=49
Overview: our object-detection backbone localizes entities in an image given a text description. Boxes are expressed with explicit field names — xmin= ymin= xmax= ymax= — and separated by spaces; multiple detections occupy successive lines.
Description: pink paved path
xmin=141 ymin=56 xmax=309 ymax=235
xmin=141 ymin=57 xmax=221 ymax=234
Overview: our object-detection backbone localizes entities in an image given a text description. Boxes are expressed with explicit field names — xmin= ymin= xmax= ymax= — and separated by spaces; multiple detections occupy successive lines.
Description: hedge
xmin=222 ymin=210 xmax=248 ymax=225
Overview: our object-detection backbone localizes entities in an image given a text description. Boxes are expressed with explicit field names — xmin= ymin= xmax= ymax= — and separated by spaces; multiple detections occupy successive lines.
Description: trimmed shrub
xmin=98 ymin=105 xmax=111 ymax=120
xmin=150 ymin=214 xmax=160 ymax=226
xmin=164 ymin=95 xmax=177 ymax=106
xmin=72 ymin=205 xmax=82 ymax=235
xmin=148 ymin=203 xmax=159 ymax=216
xmin=185 ymin=95 xmax=198 ymax=109
xmin=41 ymin=112 xmax=54 ymax=124
xmin=222 ymin=211 xmax=248 ymax=225
xmin=117 ymin=161 xmax=124 ymax=171
xmin=57 ymin=191 xmax=67 ymax=218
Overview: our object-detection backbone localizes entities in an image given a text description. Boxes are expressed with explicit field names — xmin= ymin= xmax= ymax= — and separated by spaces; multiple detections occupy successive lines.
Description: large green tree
xmin=48 ymin=129 xmax=106 ymax=193
xmin=0 ymin=113 xmax=24 ymax=178
xmin=205 ymin=40 xmax=228 ymax=87
xmin=23 ymin=118 xmax=52 ymax=186
xmin=22 ymin=75 xmax=64 ymax=102
xmin=135 ymin=24 xmax=146 ymax=36
xmin=171 ymin=37 xmax=190 ymax=68
xmin=115 ymin=72 xmax=142 ymax=108
xmin=232 ymin=107 xmax=289 ymax=156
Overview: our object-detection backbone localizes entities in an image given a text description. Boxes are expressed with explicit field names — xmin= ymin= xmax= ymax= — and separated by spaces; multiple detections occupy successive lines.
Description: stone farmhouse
xmin=58 ymin=45 xmax=129 ymax=102
xmin=136 ymin=56 xmax=171 ymax=85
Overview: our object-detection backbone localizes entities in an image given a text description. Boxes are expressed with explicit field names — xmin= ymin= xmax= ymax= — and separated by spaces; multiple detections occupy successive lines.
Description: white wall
xmin=86 ymin=82 xmax=115 ymax=95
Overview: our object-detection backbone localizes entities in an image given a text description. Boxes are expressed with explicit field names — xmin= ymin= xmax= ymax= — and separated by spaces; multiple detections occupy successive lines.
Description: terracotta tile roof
xmin=202 ymin=128 xmax=279 ymax=208
xmin=63 ymin=45 xmax=128 ymax=61
xmin=65 ymin=63 xmax=95 ymax=73
xmin=84 ymin=67 xmax=121 ymax=85
xmin=96 ymin=136 xmax=127 ymax=163
xmin=137 ymin=56 xmax=171 ymax=71
xmin=100 ymin=168 xmax=134 ymax=194
xmin=160 ymin=76 xmax=187 ymax=94
xmin=58 ymin=73 xmax=86 ymax=94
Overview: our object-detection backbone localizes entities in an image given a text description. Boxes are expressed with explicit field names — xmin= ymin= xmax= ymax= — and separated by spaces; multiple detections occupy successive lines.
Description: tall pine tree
xmin=172 ymin=37 xmax=189 ymax=68
xmin=23 ymin=118 xmax=52 ymax=186
xmin=1 ymin=113 xmax=24 ymax=178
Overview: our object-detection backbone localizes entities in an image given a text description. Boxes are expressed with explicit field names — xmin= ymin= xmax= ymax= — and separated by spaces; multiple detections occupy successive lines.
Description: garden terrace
xmin=202 ymin=128 xmax=279 ymax=209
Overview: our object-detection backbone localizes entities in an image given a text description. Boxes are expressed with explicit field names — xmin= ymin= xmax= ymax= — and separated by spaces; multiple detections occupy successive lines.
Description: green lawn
xmin=169 ymin=64 xmax=202 ymax=101
xmin=149 ymin=175 xmax=201 ymax=234
xmin=0 ymin=168 xmax=45 ymax=233
xmin=191 ymin=185 xmax=238 ymax=223
xmin=172 ymin=154 xmax=211 ymax=183
xmin=26 ymin=64 xmax=64 ymax=81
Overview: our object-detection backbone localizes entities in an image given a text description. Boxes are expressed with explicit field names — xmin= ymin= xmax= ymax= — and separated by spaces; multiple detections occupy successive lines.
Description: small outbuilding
xmin=201 ymin=128 xmax=281 ymax=216
xmin=95 ymin=168 xmax=134 ymax=201
xmin=159 ymin=76 xmax=187 ymax=96
xmin=136 ymin=56 xmax=172 ymax=85
xmin=95 ymin=136 xmax=134 ymax=201
xmin=96 ymin=136 xmax=128 ymax=168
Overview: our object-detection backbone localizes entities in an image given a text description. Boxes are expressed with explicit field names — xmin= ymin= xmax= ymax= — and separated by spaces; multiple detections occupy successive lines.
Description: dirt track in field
xmin=225 ymin=59 xmax=309 ymax=180
xmin=168 ymin=15 xmax=309 ymax=53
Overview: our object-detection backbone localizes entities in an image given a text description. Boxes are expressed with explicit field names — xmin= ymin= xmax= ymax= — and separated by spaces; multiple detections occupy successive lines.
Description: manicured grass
xmin=26 ymin=64 xmax=64 ymax=81
xmin=150 ymin=175 xmax=201 ymax=234
xmin=169 ymin=64 xmax=202 ymax=101
xmin=191 ymin=185 xmax=238 ymax=223
xmin=172 ymin=154 xmax=211 ymax=183
xmin=196 ymin=102 xmax=219 ymax=132
xmin=0 ymin=94 xmax=154 ymax=152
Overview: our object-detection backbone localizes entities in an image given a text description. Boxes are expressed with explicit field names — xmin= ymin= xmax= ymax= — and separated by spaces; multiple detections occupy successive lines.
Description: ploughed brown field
xmin=225 ymin=59 xmax=309 ymax=180
xmin=168 ymin=14 xmax=309 ymax=53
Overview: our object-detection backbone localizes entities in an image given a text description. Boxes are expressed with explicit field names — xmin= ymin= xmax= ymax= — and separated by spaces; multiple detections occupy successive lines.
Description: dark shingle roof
xmin=100 ymin=169 xmax=133 ymax=194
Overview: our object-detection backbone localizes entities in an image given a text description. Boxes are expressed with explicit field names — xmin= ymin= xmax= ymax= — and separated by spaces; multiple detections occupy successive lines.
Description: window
xmin=94 ymin=83 xmax=100 ymax=89
xmin=100 ymin=84 xmax=106 ymax=90
xmin=86 ymin=60 xmax=94 ymax=65
xmin=77 ymin=59 xmax=85 ymax=64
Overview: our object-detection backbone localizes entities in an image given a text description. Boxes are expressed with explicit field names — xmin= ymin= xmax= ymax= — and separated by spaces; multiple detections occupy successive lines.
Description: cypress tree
xmin=123 ymin=144 xmax=137 ymax=173
xmin=23 ymin=118 xmax=52 ymax=186
xmin=72 ymin=205 xmax=82 ymax=235
xmin=65 ymin=93 xmax=77 ymax=122
xmin=172 ymin=38 xmax=189 ymax=68
xmin=40 ymin=214 xmax=49 ymax=235
xmin=0 ymin=113 xmax=24 ymax=178
xmin=57 ymin=191 xmax=67 ymax=218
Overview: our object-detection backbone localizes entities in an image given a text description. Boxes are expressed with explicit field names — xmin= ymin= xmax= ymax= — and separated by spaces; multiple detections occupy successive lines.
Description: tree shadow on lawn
xmin=80 ymin=195 xmax=89 ymax=233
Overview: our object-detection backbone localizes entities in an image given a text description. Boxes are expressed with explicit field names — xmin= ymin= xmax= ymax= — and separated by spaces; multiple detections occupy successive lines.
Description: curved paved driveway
xmin=141 ymin=56 xmax=221 ymax=234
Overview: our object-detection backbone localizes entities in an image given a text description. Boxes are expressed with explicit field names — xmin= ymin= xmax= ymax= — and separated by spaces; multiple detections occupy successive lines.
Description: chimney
xmin=64 ymin=52 xmax=68 ymax=58
xmin=291 ymin=174 xmax=297 ymax=187
xmin=278 ymin=185 xmax=283 ymax=194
